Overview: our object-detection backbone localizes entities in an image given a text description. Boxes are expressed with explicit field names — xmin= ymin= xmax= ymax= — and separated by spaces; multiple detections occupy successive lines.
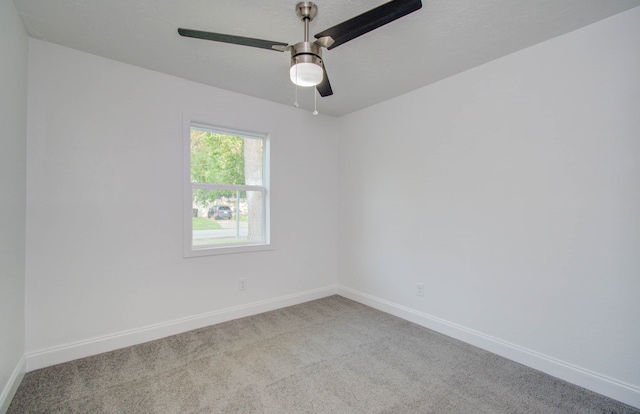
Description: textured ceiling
xmin=13 ymin=0 xmax=640 ymax=117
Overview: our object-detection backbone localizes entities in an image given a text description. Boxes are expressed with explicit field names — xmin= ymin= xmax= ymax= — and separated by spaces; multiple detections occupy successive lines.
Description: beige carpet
xmin=8 ymin=295 xmax=639 ymax=413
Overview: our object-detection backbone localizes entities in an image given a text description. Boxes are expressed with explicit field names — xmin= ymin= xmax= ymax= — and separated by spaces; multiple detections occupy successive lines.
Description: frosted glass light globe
xmin=290 ymin=62 xmax=323 ymax=87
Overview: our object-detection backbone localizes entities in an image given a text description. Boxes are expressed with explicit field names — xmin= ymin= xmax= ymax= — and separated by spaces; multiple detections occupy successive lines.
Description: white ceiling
xmin=13 ymin=0 xmax=640 ymax=117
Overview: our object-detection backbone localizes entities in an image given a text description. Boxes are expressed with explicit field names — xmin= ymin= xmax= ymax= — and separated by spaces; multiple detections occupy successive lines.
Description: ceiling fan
xmin=178 ymin=0 xmax=422 ymax=98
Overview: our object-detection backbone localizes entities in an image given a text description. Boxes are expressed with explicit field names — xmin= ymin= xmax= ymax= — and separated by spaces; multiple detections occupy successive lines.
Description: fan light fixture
xmin=290 ymin=54 xmax=323 ymax=87
xmin=289 ymin=6 xmax=324 ymax=88
xmin=290 ymin=61 xmax=323 ymax=87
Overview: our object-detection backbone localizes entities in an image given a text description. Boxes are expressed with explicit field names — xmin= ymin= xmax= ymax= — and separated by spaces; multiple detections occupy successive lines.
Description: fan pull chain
xmin=294 ymin=65 xmax=299 ymax=107
xmin=313 ymin=90 xmax=318 ymax=115
xmin=292 ymin=63 xmax=319 ymax=115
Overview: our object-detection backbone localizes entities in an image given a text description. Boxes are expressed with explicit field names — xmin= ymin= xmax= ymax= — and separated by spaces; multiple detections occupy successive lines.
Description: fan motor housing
xmin=290 ymin=41 xmax=323 ymax=66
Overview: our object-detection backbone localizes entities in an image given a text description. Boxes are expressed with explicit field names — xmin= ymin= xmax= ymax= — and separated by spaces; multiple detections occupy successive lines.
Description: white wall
xmin=25 ymin=39 xmax=339 ymax=366
xmin=338 ymin=6 xmax=640 ymax=406
xmin=0 ymin=0 xmax=28 ymax=410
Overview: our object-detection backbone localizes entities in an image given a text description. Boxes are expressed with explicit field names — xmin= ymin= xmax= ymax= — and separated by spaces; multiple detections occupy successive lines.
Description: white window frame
xmin=183 ymin=116 xmax=272 ymax=257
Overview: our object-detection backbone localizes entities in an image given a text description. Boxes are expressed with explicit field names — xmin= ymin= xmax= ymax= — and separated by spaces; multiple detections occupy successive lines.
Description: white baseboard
xmin=26 ymin=285 xmax=338 ymax=372
xmin=337 ymin=286 xmax=640 ymax=410
xmin=0 ymin=356 xmax=25 ymax=414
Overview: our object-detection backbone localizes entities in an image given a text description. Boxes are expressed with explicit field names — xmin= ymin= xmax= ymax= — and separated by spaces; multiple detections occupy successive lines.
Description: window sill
xmin=184 ymin=242 xmax=274 ymax=258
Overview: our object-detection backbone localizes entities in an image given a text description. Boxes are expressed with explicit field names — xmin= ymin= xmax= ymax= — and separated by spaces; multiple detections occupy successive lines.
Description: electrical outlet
xmin=416 ymin=283 xmax=424 ymax=297
xmin=239 ymin=278 xmax=247 ymax=291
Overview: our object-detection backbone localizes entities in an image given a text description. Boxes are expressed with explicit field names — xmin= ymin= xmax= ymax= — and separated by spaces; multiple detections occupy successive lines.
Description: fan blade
xmin=317 ymin=63 xmax=333 ymax=97
xmin=314 ymin=0 xmax=422 ymax=50
xmin=178 ymin=28 xmax=288 ymax=52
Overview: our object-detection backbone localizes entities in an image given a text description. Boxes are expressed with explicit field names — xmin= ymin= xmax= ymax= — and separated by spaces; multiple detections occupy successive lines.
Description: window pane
xmin=190 ymin=128 xmax=263 ymax=185
xmin=192 ymin=189 xmax=264 ymax=247
xmin=184 ymin=120 xmax=269 ymax=257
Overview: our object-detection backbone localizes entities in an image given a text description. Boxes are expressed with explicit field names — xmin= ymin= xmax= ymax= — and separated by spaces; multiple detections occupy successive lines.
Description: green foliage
xmin=191 ymin=130 xmax=245 ymax=204
xmin=191 ymin=131 xmax=245 ymax=184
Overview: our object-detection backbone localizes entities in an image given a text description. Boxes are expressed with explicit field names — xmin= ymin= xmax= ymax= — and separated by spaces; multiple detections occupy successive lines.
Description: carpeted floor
xmin=8 ymin=295 xmax=639 ymax=413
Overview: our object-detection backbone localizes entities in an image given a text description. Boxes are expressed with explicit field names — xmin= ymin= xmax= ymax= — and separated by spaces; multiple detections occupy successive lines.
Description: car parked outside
xmin=208 ymin=205 xmax=233 ymax=220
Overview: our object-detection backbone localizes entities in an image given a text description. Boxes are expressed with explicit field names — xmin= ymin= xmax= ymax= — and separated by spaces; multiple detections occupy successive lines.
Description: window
xmin=184 ymin=119 xmax=270 ymax=257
